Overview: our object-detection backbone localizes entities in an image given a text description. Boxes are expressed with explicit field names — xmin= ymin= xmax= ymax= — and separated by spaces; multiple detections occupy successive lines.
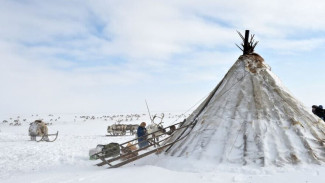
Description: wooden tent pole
xmin=243 ymin=30 xmax=250 ymax=55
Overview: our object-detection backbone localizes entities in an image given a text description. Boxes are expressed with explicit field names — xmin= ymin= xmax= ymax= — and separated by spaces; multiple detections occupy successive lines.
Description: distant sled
xmin=106 ymin=124 xmax=138 ymax=136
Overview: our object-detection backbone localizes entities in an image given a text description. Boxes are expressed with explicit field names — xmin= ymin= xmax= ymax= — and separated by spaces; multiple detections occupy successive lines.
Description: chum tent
xmin=162 ymin=53 xmax=325 ymax=166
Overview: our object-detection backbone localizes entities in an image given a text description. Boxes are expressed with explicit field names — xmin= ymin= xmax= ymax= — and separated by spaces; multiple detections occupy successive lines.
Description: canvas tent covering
xmin=163 ymin=54 xmax=325 ymax=166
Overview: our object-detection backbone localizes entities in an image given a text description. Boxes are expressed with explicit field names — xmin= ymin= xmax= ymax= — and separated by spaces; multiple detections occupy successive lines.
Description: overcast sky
xmin=1 ymin=0 xmax=325 ymax=115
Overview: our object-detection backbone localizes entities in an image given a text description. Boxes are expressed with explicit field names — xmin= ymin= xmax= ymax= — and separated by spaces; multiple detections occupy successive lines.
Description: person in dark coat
xmin=312 ymin=105 xmax=317 ymax=115
xmin=318 ymin=105 xmax=325 ymax=120
xmin=137 ymin=122 xmax=149 ymax=148
xmin=312 ymin=105 xmax=325 ymax=120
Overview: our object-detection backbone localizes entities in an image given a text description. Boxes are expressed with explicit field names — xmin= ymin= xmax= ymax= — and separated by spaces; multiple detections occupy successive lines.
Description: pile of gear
xmin=29 ymin=120 xmax=49 ymax=141
xmin=28 ymin=120 xmax=58 ymax=142
xmin=89 ymin=143 xmax=120 ymax=160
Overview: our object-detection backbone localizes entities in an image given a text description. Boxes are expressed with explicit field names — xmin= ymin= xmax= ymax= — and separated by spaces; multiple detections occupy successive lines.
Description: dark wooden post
xmin=243 ymin=30 xmax=250 ymax=55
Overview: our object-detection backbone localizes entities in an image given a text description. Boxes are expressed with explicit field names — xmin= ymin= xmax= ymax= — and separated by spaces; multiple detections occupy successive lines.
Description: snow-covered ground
xmin=1 ymin=113 xmax=325 ymax=183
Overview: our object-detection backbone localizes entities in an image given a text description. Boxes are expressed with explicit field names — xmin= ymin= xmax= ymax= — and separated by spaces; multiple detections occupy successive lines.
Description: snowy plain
xmin=1 ymin=113 xmax=325 ymax=183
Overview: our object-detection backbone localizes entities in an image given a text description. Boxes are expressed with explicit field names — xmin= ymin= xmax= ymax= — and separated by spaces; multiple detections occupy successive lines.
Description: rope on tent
xmin=226 ymin=120 xmax=246 ymax=160
xmin=165 ymin=70 xmax=249 ymax=153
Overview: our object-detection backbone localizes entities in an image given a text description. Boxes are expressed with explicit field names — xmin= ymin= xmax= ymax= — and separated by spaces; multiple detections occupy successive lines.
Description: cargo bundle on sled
xmin=89 ymin=143 xmax=121 ymax=160
xmin=29 ymin=120 xmax=59 ymax=142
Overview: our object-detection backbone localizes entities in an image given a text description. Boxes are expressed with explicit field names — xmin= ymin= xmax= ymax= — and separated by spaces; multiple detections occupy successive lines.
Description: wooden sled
xmin=94 ymin=121 xmax=194 ymax=168
xmin=32 ymin=131 xmax=59 ymax=142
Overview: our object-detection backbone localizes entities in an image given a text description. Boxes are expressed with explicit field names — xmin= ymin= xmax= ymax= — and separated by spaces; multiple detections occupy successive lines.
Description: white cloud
xmin=0 ymin=0 xmax=325 ymax=114
xmin=264 ymin=38 xmax=325 ymax=54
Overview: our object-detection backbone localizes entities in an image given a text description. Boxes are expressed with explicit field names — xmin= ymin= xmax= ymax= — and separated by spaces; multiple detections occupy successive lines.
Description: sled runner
xmin=35 ymin=131 xmax=59 ymax=142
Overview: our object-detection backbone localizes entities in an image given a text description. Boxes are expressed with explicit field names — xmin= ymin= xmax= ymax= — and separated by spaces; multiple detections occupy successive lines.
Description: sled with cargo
xmin=28 ymin=120 xmax=59 ymax=142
